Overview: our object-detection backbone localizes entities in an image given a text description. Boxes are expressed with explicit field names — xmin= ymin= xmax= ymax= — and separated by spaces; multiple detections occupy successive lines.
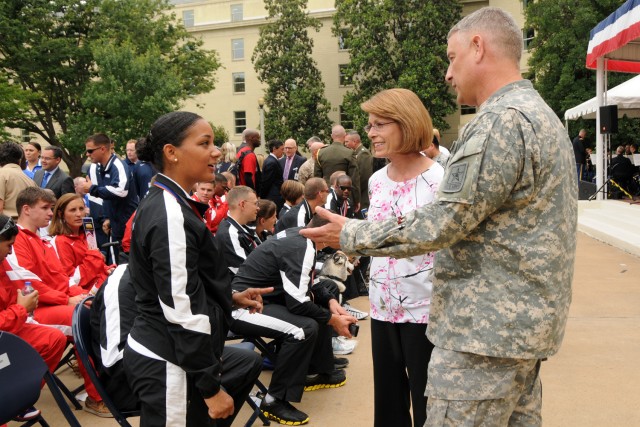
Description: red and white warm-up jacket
xmin=192 ymin=194 xmax=229 ymax=234
xmin=7 ymin=226 xmax=84 ymax=306
xmin=50 ymin=233 xmax=114 ymax=292
xmin=0 ymin=260 xmax=28 ymax=333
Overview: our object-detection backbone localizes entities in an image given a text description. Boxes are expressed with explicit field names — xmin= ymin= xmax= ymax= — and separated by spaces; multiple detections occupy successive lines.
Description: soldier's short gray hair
xmin=448 ymin=7 xmax=522 ymax=64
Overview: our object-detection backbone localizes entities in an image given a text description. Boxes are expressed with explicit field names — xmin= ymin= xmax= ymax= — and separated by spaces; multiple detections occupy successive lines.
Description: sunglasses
xmin=0 ymin=218 xmax=16 ymax=236
xmin=339 ymin=186 xmax=352 ymax=191
xmin=85 ymin=147 xmax=102 ymax=155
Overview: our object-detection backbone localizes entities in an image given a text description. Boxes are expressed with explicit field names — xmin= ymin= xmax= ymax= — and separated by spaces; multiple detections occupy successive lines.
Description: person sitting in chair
xmin=230 ymin=216 xmax=357 ymax=426
xmin=0 ymin=213 xmax=67 ymax=422
xmin=610 ymin=146 xmax=638 ymax=197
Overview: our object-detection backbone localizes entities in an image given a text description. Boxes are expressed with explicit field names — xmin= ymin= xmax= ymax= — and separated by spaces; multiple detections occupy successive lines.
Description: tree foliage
xmin=333 ymin=0 xmax=461 ymax=137
xmin=0 ymin=76 xmax=31 ymax=140
xmin=210 ymin=123 xmax=230 ymax=147
xmin=525 ymin=0 xmax=637 ymax=148
xmin=252 ymin=0 xmax=332 ymax=144
xmin=0 ymin=0 xmax=220 ymax=176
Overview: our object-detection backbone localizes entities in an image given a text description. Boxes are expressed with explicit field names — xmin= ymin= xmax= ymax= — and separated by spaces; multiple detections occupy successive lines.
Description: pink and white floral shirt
xmin=367 ymin=162 xmax=444 ymax=323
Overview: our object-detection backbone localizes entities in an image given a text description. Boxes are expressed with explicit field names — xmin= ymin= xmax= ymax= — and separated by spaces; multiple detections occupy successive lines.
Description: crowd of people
xmin=0 ymin=6 xmax=580 ymax=427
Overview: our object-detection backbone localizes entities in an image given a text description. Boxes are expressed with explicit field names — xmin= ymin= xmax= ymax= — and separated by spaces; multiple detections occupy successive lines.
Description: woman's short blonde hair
xmin=220 ymin=142 xmax=237 ymax=163
xmin=361 ymin=88 xmax=433 ymax=154
xmin=49 ymin=193 xmax=84 ymax=236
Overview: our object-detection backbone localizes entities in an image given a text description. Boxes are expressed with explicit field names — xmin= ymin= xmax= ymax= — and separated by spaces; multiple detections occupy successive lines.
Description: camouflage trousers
xmin=425 ymin=347 xmax=542 ymax=427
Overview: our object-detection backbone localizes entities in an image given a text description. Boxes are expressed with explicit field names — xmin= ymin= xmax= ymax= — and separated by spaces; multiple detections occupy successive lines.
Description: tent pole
xmin=595 ymin=57 xmax=605 ymax=200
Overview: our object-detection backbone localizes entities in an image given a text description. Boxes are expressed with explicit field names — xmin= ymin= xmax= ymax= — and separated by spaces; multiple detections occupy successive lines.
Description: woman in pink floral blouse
xmin=362 ymin=88 xmax=444 ymax=427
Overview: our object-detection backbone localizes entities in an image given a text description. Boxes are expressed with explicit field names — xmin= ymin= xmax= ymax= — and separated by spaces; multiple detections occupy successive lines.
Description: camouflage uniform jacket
xmin=297 ymin=158 xmax=315 ymax=186
xmin=340 ymin=80 xmax=577 ymax=359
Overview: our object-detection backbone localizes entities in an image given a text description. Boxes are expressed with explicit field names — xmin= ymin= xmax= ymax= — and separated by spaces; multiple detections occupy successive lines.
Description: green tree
xmin=210 ymin=123 xmax=230 ymax=147
xmin=252 ymin=0 xmax=332 ymax=144
xmin=334 ymin=0 xmax=461 ymax=137
xmin=0 ymin=0 xmax=220 ymax=176
xmin=0 ymin=76 xmax=32 ymax=140
xmin=525 ymin=0 xmax=635 ymax=145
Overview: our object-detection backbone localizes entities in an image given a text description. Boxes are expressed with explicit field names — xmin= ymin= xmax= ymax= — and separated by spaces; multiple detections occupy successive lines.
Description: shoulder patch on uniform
xmin=441 ymin=163 xmax=467 ymax=193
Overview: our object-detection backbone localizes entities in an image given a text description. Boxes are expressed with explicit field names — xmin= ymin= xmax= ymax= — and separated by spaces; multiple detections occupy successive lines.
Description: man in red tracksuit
xmin=192 ymin=174 xmax=229 ymax=234
xmin=8 ymin=187 xmax=86 ymax=329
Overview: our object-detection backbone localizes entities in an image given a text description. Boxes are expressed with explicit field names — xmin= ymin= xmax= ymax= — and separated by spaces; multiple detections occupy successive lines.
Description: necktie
xmin=41 ymin=172 xmax=51 ymax=188
xmin=283 ymin=156 xmax=292 ymax=180
xmin=341 ymin=200 xmax=348 ymax=217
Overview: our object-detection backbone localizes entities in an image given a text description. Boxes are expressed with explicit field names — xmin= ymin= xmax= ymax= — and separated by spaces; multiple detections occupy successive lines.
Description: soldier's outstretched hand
xmin=299 ymin=207 xmax=346 ymax=249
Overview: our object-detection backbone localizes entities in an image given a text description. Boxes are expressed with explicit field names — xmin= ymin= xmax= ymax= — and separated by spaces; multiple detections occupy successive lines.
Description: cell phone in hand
xmin=348 ymin=323 xmax=359 ymax=337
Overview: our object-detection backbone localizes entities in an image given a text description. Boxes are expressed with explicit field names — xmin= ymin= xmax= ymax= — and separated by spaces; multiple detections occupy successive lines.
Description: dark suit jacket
xmin=33 ymin=168 xmax=75 ymax=199
xmin=279 ymin=154 xmax=306 ymax=181
xmin=611 ymin=154 xmax=636 ymax=180
xmin=260 ymin=154 xmax=284 ymax=208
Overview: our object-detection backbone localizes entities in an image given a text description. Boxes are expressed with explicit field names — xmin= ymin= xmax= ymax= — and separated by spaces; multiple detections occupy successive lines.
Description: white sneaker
xmin=342 ymin=302 xmax=369 ymax=320
xmin=333 ymin=336 xmax=357 ymax=355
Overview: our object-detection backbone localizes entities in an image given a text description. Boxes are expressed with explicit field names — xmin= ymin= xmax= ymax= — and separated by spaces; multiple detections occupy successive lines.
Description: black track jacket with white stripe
xmin=128 ymin=174 xmax=233 ymax=399
xmin=231 ymin=227 xmax=331 ymax=324
xmin=91 ymin=264 xmax=135 ymax=373
xmin=216 ymin=216 xmax=259 ymax=276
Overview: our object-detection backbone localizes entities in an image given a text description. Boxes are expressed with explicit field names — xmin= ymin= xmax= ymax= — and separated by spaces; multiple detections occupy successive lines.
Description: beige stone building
xmin=170 ymin=0 xmax=531 ymax=149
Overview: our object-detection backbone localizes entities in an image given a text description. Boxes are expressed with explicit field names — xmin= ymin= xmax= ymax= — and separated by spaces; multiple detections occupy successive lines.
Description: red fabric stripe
xmin=587 ymin=20 xmax=640 ymax=70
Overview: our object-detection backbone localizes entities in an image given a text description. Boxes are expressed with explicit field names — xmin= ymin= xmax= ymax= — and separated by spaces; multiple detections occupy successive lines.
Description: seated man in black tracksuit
xmin=90 ymin=264 xmax=139 ymax=412
xmin=215 ymin=186 xmax=260 ymax=276
xmin=231 ymin=217 xmax=357 ymax=426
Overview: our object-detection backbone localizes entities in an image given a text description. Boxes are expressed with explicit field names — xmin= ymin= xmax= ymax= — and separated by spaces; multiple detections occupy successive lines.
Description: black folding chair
xmin=226 ymin=332 xmax=286 ymax=426
xmin=72 ymin=296 xmax=140 ymax=427
xmin=53 ymin=342 xmax=84 ymax=410
xmin=0 ymin=331 xmax=81 ymax=427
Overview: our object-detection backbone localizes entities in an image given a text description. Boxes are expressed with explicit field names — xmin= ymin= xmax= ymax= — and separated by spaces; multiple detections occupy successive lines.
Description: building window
xmin=182 ymin=10 xmax=194 ymax=28
xmin=339 ymin=106 xmax=354 ymax=130
xmin=234 ymin=111 xmax=247 ymax=134
xmin=339 ymin=65 xmax=352 ymax=87
xmin=20 ymin=129 xmax=32 ymax=143
xmin=231 ymin=4 xmax=243 ymax=22
xmin=233 ymin=72 xmax=245 ymax=93
xmin=338 ymin=28 xmax=350 ymax=50
xmin=523 ymin=28 xmax=535 ymax=50
xmin=232 ymin=38 xmax=244 ymax=60
xmin=460 ymin=106 xmax=477 ymax=115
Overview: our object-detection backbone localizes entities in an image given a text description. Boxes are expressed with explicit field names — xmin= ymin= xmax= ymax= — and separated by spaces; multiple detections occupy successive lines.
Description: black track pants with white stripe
xmin=230 ymin=304 xmax=334 ymax=402
xmin=124 ymin=339 xmax=262 ymax=427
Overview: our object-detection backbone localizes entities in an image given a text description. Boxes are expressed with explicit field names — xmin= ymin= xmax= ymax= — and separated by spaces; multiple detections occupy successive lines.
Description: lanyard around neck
xmin=153 ymin=182 xmax=204 ymax=223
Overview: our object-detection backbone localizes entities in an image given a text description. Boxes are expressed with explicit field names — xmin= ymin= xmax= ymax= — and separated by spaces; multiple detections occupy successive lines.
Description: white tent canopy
xmin=564 ymin=74 xmax=640 ymax=120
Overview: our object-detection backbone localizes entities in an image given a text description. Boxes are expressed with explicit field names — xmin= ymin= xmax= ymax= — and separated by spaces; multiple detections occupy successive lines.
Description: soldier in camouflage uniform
xmin=301 ymin=7 xmax=577 ymax=426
